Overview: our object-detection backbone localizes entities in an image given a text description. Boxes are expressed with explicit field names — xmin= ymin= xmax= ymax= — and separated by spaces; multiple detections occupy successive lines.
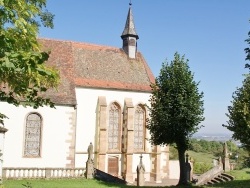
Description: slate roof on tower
xmin=40 ymin=38 xmax=155 ymax=106
xmin=121 ymin=4 xmax=139 ymax=39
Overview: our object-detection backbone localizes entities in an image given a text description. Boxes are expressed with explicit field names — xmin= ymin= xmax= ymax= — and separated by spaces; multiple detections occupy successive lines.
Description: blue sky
xmin=39 ymin=0 xmax=250 ymax=135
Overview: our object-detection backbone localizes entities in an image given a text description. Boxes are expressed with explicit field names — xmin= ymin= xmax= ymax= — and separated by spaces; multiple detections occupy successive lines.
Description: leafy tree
xmin=169 ymin=145 xmax=178 ymax=160
xmin=0 ymin=0 xmax=59 ymax=125
xmin=245 ymin=20 xmax=250 ymax=67
xmin=223 ymin=23 xmax=250 ymax=151
xmin=223 ymin=77 xmax=250 ymax=151
xmin=190 ymin=142 xmax=203 ymax=153
xmin=147 ymin=52 xmax=204 ymax=185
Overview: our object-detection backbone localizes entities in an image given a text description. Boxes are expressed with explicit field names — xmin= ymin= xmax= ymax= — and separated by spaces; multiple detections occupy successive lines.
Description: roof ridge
xmin=71 ymin=41 xmax=121 ymax=51
xmin=39 ymin=37 xmax=121 ymax=51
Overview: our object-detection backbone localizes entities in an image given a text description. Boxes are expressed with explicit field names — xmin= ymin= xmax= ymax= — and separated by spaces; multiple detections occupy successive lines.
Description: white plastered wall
xmin=1 ymin=102 xmax=75 ymax=168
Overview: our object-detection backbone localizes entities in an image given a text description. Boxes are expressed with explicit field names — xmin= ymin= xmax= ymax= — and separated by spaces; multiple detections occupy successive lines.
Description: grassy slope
xmin=203 ymin=168 xmax=250 ymax=188
xmin=3 ymin=168 xmax=249 ymax=188
xmin=187 ymin=150 xmax=215 ymax=164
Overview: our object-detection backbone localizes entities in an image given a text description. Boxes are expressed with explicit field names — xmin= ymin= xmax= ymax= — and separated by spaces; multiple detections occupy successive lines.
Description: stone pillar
xmin=86 ymin=143 xmax=94 ymax=179
xmin=45 ymin=168 xmax=51 ymax=178
xmin=151 ymin=145 xmax=162 ymax=183
xmin=161 ymin=145 xmax=169 ymax=179
xmin=137 ymin=155 xmax=145 ymax=186
xmin=185 ymin=153 xmax=192 ymax=182
xmin=223 ymin=142 xmax=230 ymax=172
xmin=97 ymin=96 xmax=107 ymax=171
xmin=124 ymin=98 xmax=134 ymax=183
xmin=223 ymin=157 xmax=230 ymax=172
xmin=190 ymin=157 xmax=194 ymax=181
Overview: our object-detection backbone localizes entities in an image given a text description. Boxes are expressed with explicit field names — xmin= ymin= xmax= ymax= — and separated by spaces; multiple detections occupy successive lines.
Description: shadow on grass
xmin=206 ymin=179 xmax=250 ymax=188
xmin=93 ymin=179 xmax=205 ymax=188
xmin=93 ymin=179 xmax=250 ymax=188
xmin=93 ymin=179 xmax=170 ymax=188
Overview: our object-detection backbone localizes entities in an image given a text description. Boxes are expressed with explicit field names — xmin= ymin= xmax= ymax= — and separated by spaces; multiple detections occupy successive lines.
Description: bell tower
xmin=121 ymin=2 xmax=139 ymax=59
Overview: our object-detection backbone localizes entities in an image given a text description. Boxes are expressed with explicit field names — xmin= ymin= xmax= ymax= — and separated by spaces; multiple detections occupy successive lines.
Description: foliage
xmin=0 ymin=0 xmax=59 ymax=125
xmin=147 ymin=52 xmax=204 ymax=150
xmin=223 ymin=20 xmax=250 ymax=153
xmin=169 ymin=145 xmax=178 ymax=160
xmin=245 ymin=20 xmax=250 ymax=67
xmin=189 ymin=139 xmax=250 ymax=169
xmin=193 ymin=162 xmax=212 ymax=174
xmin=223 ymin=77 xmax=250 ymax=151
xmin=189 ymin=139 xmax=223 ymax=155
xmin=147 ymin=52 xmax=204 ymax=185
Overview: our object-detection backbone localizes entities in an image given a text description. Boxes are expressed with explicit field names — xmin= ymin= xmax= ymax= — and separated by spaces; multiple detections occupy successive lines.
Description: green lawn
xmin=187 ymin=151 xmax=215 ymax=164
xmin=3 ymin=179 xmax=129 ymax=188
xmin=3 ymin=169 xmax=250 ymax=188
xmin=203 ymin=168 xmax=250 ymax=188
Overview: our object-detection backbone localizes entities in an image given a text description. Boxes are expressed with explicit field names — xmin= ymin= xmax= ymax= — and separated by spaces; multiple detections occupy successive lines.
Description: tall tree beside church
xmin=223 ymin=21 xmax=250 ymax=151
xmin=223 ymin=76 xmax=250 ymax=152
xmin=0 ymin=0 xmax=59 ymax=125
xmin=245 ymin=20 xmax=250 ymax=66
xmin=147 ymin=52 xmax=204 ymax=185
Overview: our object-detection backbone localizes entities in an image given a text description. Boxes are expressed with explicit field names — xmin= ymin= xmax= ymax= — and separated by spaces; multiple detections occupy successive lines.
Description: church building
xmin=1 ymin=3 xmax=170 ymax=183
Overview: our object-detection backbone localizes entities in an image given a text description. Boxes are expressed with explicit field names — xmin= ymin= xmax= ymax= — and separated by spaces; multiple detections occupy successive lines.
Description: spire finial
xmin=129 ymin=0 xmax=132 ymax=6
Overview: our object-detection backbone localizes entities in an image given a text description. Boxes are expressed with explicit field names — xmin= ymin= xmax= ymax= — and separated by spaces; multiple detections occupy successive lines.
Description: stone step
xmin=214 ymin=176 xmax=225 ymax=183
xmin=205 ymin=173 xmax=234 ymax=185
xmin=221 ymin=173 xmax=234 ymax=181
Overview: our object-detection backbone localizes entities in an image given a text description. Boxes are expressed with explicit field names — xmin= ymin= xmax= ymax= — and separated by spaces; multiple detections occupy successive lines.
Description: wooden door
xmin=108 ymin=156 xmax=118 ymax=177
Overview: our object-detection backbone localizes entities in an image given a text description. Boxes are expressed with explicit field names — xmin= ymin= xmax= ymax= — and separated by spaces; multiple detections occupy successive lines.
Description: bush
xmin=193 ymin=162 xmax=212 ymax=174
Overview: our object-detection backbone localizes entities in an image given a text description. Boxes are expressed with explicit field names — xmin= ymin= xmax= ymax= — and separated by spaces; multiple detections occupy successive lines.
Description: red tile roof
xmin=39 ymin=38 xmax=155 ymax=105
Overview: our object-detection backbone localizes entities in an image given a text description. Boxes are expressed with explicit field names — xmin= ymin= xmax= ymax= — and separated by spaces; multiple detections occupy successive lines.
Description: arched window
xmin=24 ymin=113 xmax=42 ymax=157
xmin=134 ymin=105 xmax=145 ymax=150
xmin=108 ymin=103 xmax=121 ymax=150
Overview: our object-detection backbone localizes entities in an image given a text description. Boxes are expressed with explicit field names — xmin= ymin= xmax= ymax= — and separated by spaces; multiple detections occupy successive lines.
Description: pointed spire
xmin=121 ymin=2 xmax=139 ymax=58
xmin=121 ymin=2 xmax=139 ymax=39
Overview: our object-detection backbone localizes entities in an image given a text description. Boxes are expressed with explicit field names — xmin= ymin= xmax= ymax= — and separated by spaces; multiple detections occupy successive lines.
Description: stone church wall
xmin=74 ymin=87 xmax=152 ymax=177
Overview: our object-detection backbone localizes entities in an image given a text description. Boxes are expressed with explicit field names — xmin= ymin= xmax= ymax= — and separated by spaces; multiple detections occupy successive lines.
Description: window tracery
xmin=134 ymin=105 xmax=145 ymax=150
xmin=108 ymin=103 xmax=120 ymax=150
xmin=24 ymin=113 xmax=42 ymax=157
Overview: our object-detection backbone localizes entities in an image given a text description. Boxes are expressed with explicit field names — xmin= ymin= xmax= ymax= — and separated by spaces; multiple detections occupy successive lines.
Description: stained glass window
xmin=24 ymin=113 xmax=42 ymax=157
xmin=108 ymin=103 xmax=120 ymax=150
xmin=134 ymin=105 xmax=145 ymax=150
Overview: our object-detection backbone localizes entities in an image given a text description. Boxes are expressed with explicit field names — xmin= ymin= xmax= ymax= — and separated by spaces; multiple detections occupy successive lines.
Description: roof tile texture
xmin=40 ymin=38 xmax=154 ymax=105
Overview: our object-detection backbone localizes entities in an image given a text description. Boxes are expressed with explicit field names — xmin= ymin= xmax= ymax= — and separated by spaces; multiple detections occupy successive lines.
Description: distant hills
xmin=193 ymin=133 xmax=232 ymax=142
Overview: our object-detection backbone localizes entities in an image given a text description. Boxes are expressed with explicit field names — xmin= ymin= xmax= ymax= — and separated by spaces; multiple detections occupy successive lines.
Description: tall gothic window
xmin=24 ymin=113 xmax=42 ymax=157
xmin=108 ymin=103 xmax=121 ymax=150
xmin=134 ymin=105 xmax=145 ymax=150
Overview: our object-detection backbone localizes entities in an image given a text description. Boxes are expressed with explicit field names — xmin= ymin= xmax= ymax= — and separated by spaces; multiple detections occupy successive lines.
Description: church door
xmin=108 ymin=156 xmax=118 ymax=177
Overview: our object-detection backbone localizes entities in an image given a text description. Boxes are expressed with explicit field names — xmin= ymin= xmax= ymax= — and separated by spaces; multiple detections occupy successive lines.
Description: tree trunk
xmin=177 ymin=147 xmax=188 ymax=186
